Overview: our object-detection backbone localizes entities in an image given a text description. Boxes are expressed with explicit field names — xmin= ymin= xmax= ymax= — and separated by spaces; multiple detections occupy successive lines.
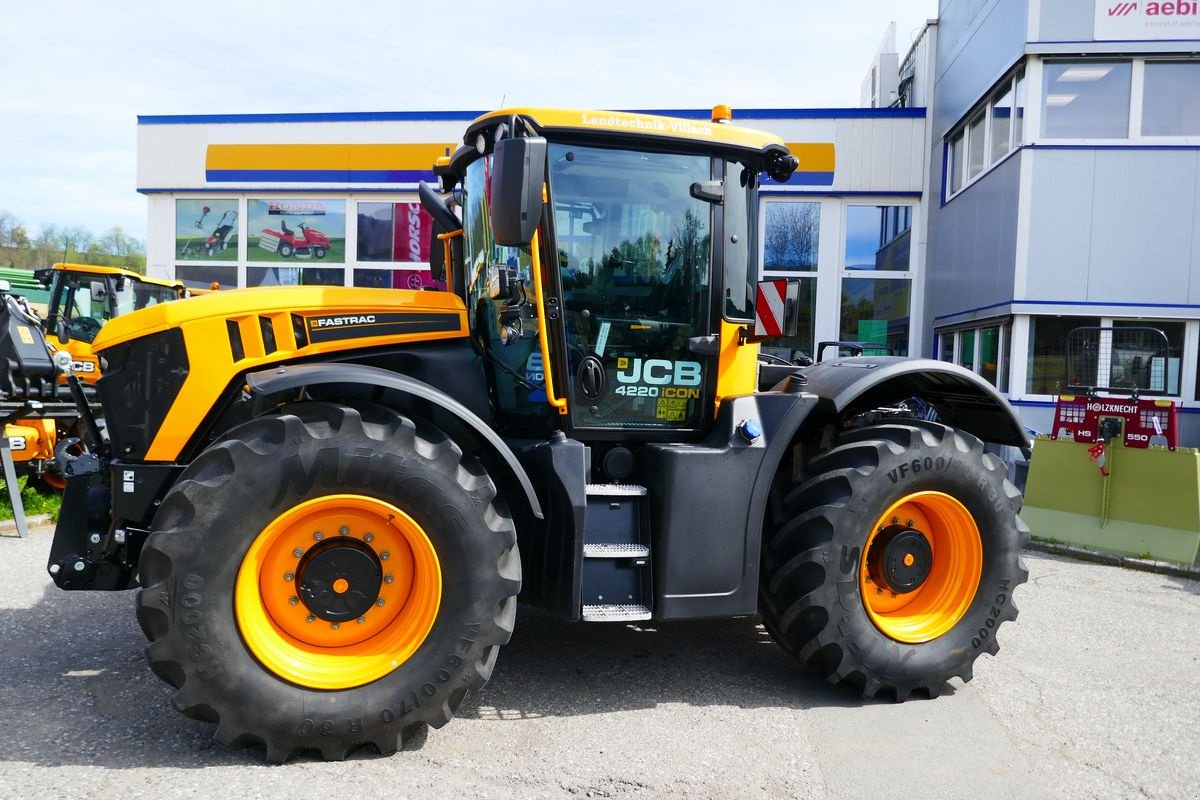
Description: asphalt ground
xmin=1 ymin=525 xmax=1197 ymax=800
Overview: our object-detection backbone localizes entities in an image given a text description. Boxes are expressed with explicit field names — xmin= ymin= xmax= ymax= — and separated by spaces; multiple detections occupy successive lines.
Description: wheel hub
xmin=867 ymin=524 xmax=933 ymax=594
xmin=297 ymin=538 xmax=382 ymax=622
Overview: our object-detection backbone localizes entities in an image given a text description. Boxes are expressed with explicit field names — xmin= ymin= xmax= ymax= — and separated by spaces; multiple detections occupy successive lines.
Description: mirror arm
xmin=436 ymin=229 xmax=462 ymax=289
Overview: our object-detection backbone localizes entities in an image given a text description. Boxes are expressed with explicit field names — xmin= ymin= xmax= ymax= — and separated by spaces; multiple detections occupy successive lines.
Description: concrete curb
xmin=0 ymin=514 xmax=54 ymax=536
xmin=1027 ymin=539 xmax=1200 ymax=581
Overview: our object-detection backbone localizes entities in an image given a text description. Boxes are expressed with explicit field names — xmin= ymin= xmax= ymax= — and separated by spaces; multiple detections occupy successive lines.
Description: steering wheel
xmin=67 ymin=316 xmax=103 ymax=342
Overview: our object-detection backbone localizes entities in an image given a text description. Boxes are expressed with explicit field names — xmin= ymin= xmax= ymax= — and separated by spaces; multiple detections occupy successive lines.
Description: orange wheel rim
xmin=41 ymin=471 xmax=66 ymax=490
xmin=860 ymin=491 xmax=982 ymax=643
xmin=235 ymin=494 xmax=442 ymax=690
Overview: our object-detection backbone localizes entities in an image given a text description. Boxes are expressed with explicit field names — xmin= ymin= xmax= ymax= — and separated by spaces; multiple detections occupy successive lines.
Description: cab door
xmin=546 ymin=143 xmax=717 ymax=436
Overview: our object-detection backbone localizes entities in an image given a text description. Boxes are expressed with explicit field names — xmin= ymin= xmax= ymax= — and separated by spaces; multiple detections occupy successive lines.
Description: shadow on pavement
xmin=0 ymin=581 xmax=923 ymax=769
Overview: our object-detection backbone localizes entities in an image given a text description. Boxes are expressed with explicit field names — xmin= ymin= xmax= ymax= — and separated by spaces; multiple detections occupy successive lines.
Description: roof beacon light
xmin=712 ymin=104 xmax=732 ymax=124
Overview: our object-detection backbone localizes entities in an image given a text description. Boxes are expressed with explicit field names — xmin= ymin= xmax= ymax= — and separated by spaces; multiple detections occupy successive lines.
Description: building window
xmin=990 ymin=86 xmax=1013 ymax=163
xmin=175 ymin=199 xmax=238 ymax=262
xmin=940 ymin=331 xmax=955 ymax=362
xmin=1142 ymin=61 xmax=1200 ymax=137
xmin=1013 ymin=68 xmax=1026 ymax=145
xmin=840 ymin=277 xmax=910 ymax=356
xmin=979 ymin=326 xmax=1000 ymax=386
xmin=763 ymin=202 xmax=819 ymax=271
xmin=959 ymin=329 xmax=976 ymax=372
xmin=1041 ymin=61 xmax=1132 ymax=139
xmin=944 ymin=64 xmax=1025 ymax=200
xmin=1027 ymin=316 xmax=1102 ymax=394
xmin=763 ymin=200 xmax=820 ymax=357
xmin=966 ymin=113 xmax=986 ymax=181
xmin=948 ymin=132 xmax=964 ymax=195
xmin=356 ymin=202 xmax=433 ymax=263
xmin=1111 ymin=320 xmax=1185 ymax=396
xmin=845 ymin=205 xmax=911 ymax=271
xmin=247 ymin=199 xmax=346 ymax=265
xmin=176 ymin=264 xmax=236 ymax=290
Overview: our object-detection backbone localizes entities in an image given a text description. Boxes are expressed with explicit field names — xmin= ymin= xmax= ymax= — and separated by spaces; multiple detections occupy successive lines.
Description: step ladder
xmin=581 ymin=484 xmax=652 ymax=622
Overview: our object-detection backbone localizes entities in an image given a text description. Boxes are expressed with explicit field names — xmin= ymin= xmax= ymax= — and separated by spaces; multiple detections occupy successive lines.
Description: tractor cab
xmin=424 ymin=107 xmax=797 ymax=440
xmin=37 ymin=263 xmax=190 ymax=381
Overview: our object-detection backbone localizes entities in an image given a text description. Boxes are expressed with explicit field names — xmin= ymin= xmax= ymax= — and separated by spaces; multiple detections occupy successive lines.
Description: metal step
xmin=583 ymin=543 xmax=651 ymax=558
xmin=585 ymin=483 xmax=647 ymax=497
xmin=581 ymin=603 xmax=652 ymax=622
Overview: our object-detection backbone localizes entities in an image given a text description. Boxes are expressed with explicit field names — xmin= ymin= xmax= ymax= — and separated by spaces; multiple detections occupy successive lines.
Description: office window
xmin=1142 ymin=61 xmax=1200 ymax=137
xmin=1013 ymin=69 xmax=1026 ymax=145
xmin=840 ymin=277 xmax=910 ymax=356
xmin=990 ymin=86 xmax=1013 ymax=162
xmin=176 ymin=264 xmax=236 ymax=290
xmin=1111 ymin=320 xmax=1184 ymax=396
xmin=357 ymin=202 xmax=433 ymax=263
xmin=959 ymin=329 xmax=976 ymax=372
xmin=760 ymin=278 xmax=818 ymax=362
xmin=845 ymin=205 xmax=911 ymax=271
xmin=966 ymin=113 xmax=986 ymax=180
xmin=1027 ymin=316 xmax=1101 ymax=394
xmin=940 ymin=331 xmax=956 ymax=362
xmin=948 ymin=132 xmax=964 ymax=195
xmin=980 ymin=326 xmax=1000 ymax=386
xmin=1042 ymin=61 xmax=1131 ymax=139
xmin=763 ymin=202 xmax=820 ymax=271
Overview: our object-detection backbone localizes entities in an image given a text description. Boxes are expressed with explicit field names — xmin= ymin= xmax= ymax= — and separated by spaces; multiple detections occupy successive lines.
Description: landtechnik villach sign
xmin=1095 ymin=1 xmax=1200 ymax=39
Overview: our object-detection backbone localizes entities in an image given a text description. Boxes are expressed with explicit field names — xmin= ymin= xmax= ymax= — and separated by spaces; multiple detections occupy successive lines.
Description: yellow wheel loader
xmin=46 ymin=107 xmax=1030 ymax=762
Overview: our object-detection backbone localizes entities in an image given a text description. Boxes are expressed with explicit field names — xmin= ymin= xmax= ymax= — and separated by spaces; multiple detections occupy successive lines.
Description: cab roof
xmin=53 ymin=262 xmax=184 ymax=289
xmin=463 ymin=107 xmax=787 ymax=158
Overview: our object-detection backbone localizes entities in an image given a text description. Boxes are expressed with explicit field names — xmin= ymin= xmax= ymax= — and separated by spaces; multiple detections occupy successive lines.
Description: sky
xmin=0 ymin=0 xmax=937 ymax=243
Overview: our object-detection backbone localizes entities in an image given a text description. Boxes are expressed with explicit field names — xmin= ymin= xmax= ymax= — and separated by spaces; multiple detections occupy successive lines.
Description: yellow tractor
xmin=47 ymin=107 xmax=1030 ymax=762
xmin=0 ymin=264 xmax=197 ymax=492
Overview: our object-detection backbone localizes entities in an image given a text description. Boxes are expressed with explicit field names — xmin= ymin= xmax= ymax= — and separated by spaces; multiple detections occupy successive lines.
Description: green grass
xmin=175 ymin=235 xmax=240 ymax=261
xmin=0 ymin=475 xmax=62 ymax=522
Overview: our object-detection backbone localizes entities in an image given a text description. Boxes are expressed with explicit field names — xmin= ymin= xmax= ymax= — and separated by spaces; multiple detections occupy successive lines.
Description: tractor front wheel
xmin=760 ymin=420 xmax=1028 ymax=700
xmin=135 ymin=402 xmax=520 ymax=762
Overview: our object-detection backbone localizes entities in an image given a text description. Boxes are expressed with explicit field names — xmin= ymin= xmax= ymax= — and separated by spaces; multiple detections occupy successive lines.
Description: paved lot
xmin=1 ymin=525 xmax=1197 ymax=800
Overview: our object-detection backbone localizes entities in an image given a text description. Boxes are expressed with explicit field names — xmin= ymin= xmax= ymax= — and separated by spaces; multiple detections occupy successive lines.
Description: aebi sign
xmin=1095 ymin=1 xmax=1200 ymax=40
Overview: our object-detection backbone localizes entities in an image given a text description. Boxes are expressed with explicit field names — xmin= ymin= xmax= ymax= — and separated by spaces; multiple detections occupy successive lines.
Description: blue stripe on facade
xmin=759 ymin=189 xmax=922 ymax=197
xmin=1027 ymin=143 xmax=1200 ymax=152
xmin=204 ymin=169 xmax=434 ymax=183
xmin=762 ymin=171 xmax=836 ymax=187
xmin=140 ymin=107 xmax=926 ymax=126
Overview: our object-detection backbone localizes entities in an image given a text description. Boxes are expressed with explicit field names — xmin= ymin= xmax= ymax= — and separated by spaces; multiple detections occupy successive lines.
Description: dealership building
xmin=135 ymin=0 xmax=1200 ymax=442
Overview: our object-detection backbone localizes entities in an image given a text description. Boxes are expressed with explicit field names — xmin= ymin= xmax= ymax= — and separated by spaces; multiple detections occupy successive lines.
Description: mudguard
xmin=796 ymin=357 xmax=1029 ymax=448
xmin=244 ymin=362 xmax=543 ymax=519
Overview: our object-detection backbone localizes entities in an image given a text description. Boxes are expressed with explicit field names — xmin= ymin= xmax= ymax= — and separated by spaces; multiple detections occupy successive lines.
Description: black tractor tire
xmin=135 ymin=401 xmax=520 ymax=762
xmin=759 ymin=420 xmax=1029 ymax=700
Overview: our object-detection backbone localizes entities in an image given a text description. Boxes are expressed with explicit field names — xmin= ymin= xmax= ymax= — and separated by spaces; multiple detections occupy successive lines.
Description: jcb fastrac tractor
xmin=48 ymin=107 xmax=1030 ymax=762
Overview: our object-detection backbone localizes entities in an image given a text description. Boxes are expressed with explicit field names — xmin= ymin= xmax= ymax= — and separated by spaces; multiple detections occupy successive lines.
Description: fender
xmin=244 ymin=362 xmax=543 ymax=520
xmin=795 ymin=357 xmax=1030 ymax=448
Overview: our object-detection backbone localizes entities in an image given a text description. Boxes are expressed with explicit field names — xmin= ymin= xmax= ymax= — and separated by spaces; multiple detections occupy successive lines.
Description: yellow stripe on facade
xmin=785 ymin=143 xmax=836 ymax=173
xmin=206 ymin=143 xmax=453 ymax=171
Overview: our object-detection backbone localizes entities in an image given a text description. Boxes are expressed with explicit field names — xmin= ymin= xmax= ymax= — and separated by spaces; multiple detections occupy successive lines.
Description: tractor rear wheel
xmin=135 ymin=401 xmax=520 ymax=762
xmin=759 ymin=420 xmax=1028 ymax=700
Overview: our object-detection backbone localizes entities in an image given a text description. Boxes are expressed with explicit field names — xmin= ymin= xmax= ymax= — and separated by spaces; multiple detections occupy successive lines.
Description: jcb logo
xmin=73 ymin=360 xmax=96 ymax=373
xmin=615 ymin=358 xmax=703 ymax=387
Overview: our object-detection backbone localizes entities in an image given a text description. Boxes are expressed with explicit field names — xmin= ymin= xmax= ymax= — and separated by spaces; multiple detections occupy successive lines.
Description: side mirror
xmin=419 ymin=180 xmax=462 ymax=284
xmin=89 ymin=281 xmax=107 ymax=303
xmin=486 ymin=264 xmax=522 ymax=303
xmin=56 ymin=319 xmax=70 ymax=345
xmin=490 ymin=136 xmax=547 ymax=246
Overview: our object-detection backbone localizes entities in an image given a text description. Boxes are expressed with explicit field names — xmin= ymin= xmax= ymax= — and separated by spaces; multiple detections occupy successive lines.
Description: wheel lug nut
xmin=891 ymin=516 xmax=900 ymax=524
xmin=293 ymin=548 xmax=304 ymax=558
xmin=289 ymin=596 xmax=299 ymax=606
xmin=284 ymin=572 xmax=295 ymax=582
xmin=364 ymin=533 xmax=374 ymax=543
xmin=906 ymin=519 xmax=915 ymax=528
xmin=306 ymin=615 xmax=315 ymax=623
xmin=313 ymin=531 xmax=324 ymax=541
xmin=384 ymin=574 xmax=394 ymax=584
xmin=376 ymin=598 xmax=386 ymax=607
xmin=339 ymin=526 xmax=350 ymax=536
xmin=331 ymin=622 xmax=340 ymax=631
xmin=380 ymin=551 xmax=390 ymax=560
xmin=357 ymin=616 xmax=366 ymax=624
